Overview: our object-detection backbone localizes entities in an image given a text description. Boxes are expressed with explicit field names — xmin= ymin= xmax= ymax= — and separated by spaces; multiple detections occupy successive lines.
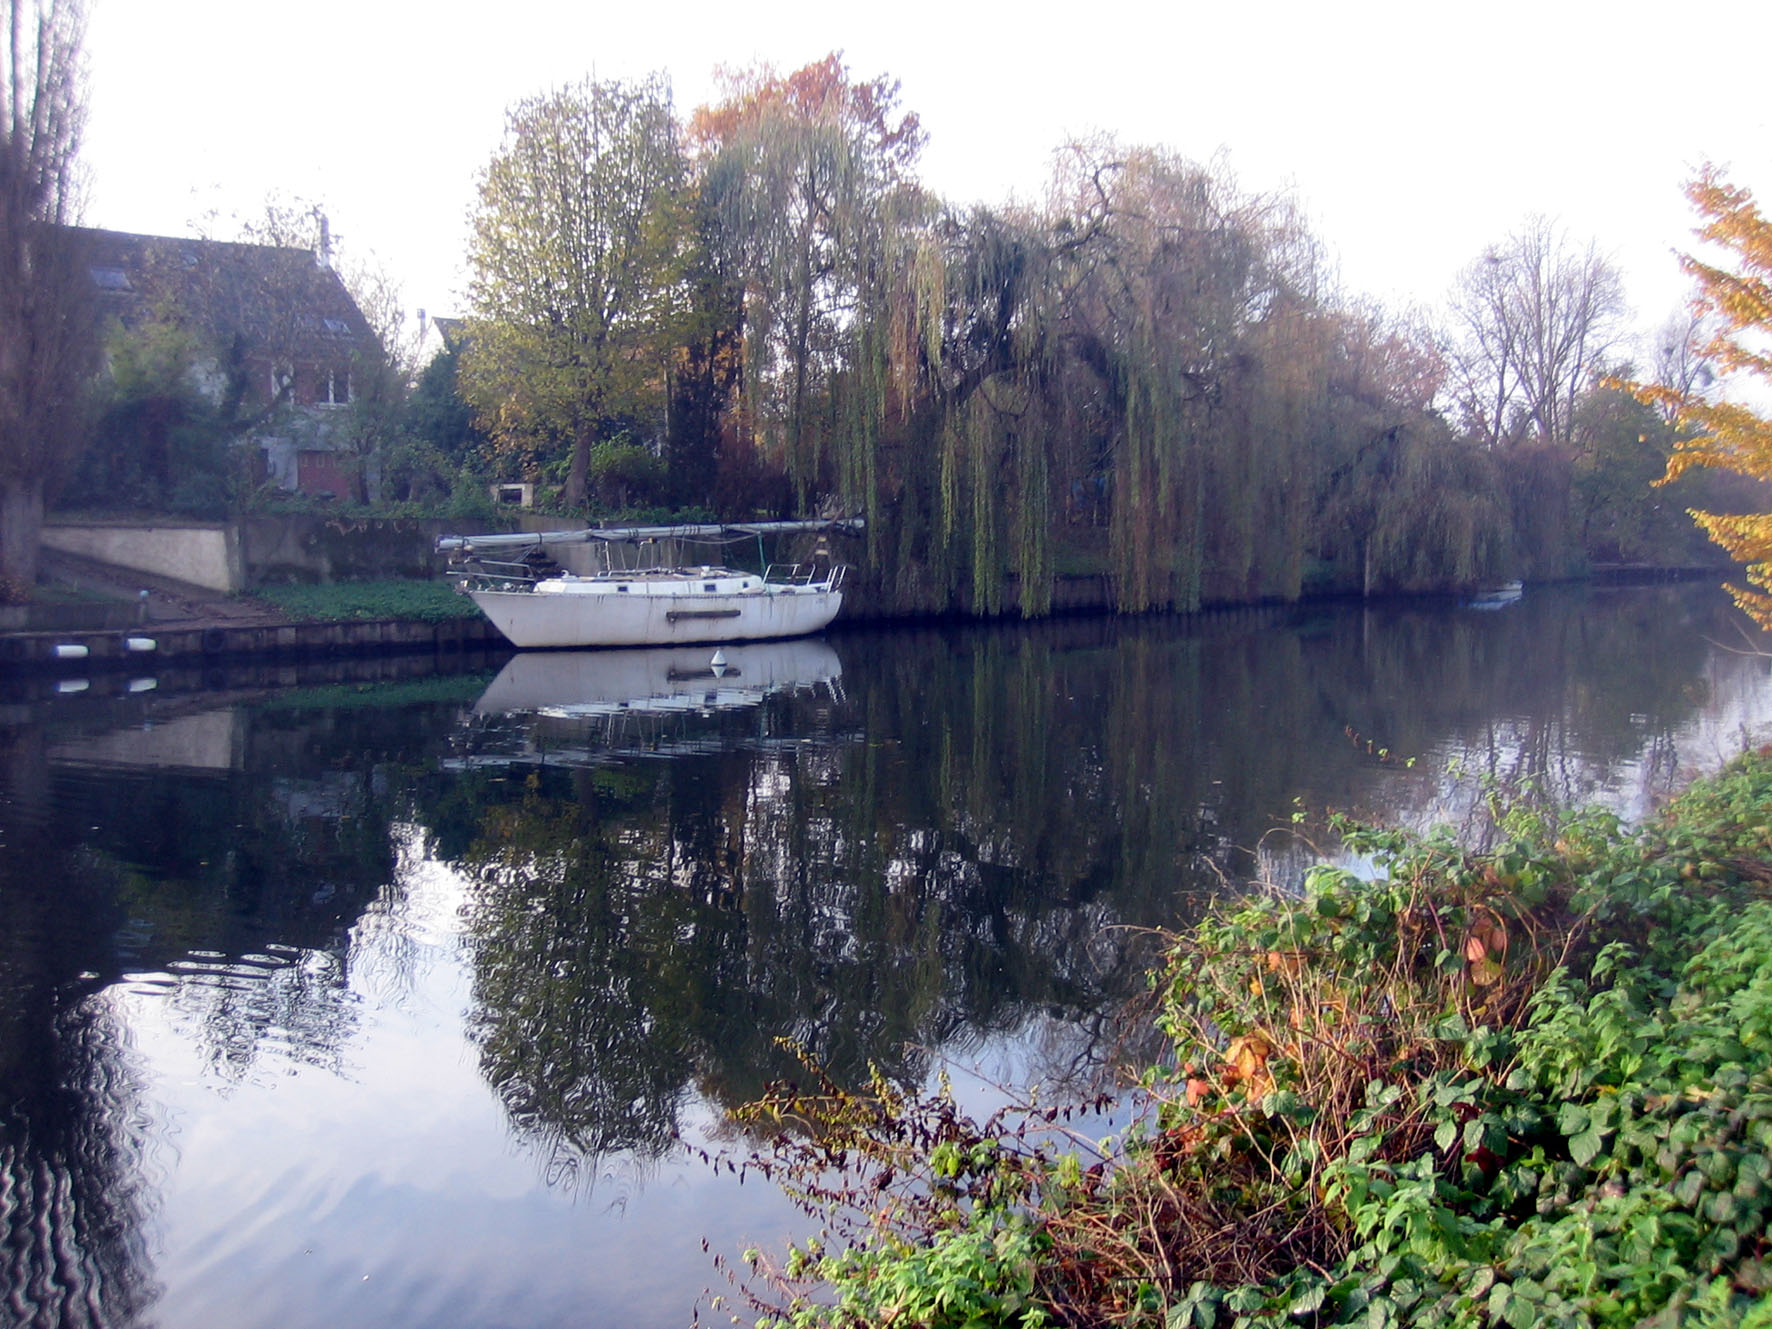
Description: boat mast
xmin=436 ymin=517 xmax=864 ymax=554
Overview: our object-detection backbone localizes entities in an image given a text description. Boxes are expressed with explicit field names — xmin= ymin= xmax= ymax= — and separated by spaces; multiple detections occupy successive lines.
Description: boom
xmin=436 ymin=517 xmax=864 ymax=554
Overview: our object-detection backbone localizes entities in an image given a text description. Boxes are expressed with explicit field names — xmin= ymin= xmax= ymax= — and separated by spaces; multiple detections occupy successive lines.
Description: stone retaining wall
xmin=43 ymin=521 xmax=242 ymax=591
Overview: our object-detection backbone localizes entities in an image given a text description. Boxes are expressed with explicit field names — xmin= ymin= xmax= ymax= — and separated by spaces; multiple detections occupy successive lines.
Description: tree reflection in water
xmin=0 ymin=726 xmax=155 ymax=1329
xmin=0 ymin=699 xmax=429 ymax=1322
xmin=444 ymin=585 xmax=1765 ymax=1192
xmin=0 ymin=999 xmax=155 ymax=1329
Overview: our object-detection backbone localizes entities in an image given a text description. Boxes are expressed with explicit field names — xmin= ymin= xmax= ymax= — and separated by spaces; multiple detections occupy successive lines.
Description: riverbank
xmin=732 ymin=751 xmax=1772 ymax=1329
xmin=1 ymin=557 xmax=1737 ymax=673
xmin=0 ymin=614 xmax=503 ymax=669
xmin=1 ymin=555 xmax=502 ymax=669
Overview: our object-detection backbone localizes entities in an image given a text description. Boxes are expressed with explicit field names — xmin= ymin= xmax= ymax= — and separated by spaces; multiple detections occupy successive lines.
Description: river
xmin=1 ymin=581 xmax=1768 ymax=1328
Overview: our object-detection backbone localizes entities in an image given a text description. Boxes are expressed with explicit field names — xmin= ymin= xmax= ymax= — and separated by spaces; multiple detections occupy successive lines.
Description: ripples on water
xmin=1 ymin=583 xmax=1770 ymax=1327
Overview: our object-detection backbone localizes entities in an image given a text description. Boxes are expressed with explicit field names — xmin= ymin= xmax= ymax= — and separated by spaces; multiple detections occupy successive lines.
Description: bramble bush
xmin=717 ymin=752 xmax=1772 ymax=1328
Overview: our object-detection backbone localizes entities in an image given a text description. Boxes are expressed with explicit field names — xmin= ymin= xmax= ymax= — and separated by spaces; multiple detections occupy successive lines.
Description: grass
xmin=249 ymin=578 xmax=482 ymax=623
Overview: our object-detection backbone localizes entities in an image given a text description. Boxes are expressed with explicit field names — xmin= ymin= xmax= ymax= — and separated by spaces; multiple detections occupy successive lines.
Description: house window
xmin=322 ymin=367 xmax=350 ymax=406
xmin=89 ymin=266 xmax=131 ymax=291
xmin=271 ymin=364 xmax=295 ymax=400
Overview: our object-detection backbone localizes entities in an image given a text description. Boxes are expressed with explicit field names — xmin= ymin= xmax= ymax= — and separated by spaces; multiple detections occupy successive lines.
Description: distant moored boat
xmin=1465 ymin=579 xmax=1524 ymax=609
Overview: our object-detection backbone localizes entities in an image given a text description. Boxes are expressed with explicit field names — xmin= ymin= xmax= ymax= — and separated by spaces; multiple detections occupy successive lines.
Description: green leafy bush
xmin=726 ymin=753 xmax=1772 ymax=1328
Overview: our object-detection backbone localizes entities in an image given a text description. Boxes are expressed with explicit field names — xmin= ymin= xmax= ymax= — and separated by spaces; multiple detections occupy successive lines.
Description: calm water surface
xmin=2 ymin=582 xmax=1769 ymax=1328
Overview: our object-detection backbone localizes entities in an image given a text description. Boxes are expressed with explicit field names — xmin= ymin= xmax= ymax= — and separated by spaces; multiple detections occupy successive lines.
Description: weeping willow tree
xmin=691 ymin=58 xmax=1052 ymax=616
xmin=1033 ymin=146 xmax=1325 ymax=612
xmin=1368 ymin=424 xmax=1511 ymax=589
xmin=863 ymin=140 xmax=1434 ymax=617
xmin=1228 ymin=298 xmax=1333 ymax=602
xmin=680 ymin=64 xmax=1506 ymax=617
xmin=690 ymin=56 xmax=924 ymax=506
xmin=1307 ymin=307 xmax=1513 ymax=593
xmin=910 ymin=207 xmax=1057 ymax=616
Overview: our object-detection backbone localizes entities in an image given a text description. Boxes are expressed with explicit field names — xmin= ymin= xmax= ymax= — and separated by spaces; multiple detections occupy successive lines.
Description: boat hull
xmin=468 ymin=584 xmax=844 ymax=649
xmin=474 ymin=640 xmax=843 ymax=716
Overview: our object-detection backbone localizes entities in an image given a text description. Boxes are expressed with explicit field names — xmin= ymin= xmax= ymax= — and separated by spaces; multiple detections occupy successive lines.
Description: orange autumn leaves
xmin=1178 ymin=909 xmax=1514 ymax=1120
xmin=1462 ymin=908 xmax=1510 ymax=988
xmin=1630 ymin=168 xmax=1772 ymax=627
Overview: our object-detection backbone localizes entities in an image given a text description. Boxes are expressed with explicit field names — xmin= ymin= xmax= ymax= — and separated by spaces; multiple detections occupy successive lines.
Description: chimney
xmin=316 ymin=212 xmax=332 ymax=270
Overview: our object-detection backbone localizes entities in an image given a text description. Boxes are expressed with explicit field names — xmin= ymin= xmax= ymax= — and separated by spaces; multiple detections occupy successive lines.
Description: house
xmin=414 ymin=309 xmax=467 ymax=367
xmin=75 ymin=224 xmax=381 ymax=500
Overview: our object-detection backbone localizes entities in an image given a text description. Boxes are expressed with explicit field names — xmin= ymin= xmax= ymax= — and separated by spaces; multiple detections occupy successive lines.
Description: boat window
xmin=704 ymin=583 xmax=717 ymax=592
xmin=617 ymin=585 xmax=629 ymax=593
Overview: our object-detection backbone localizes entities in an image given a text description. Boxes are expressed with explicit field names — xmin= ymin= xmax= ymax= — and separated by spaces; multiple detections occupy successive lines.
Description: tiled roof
xmin=71 ymin=227 xmax=377 ymax=359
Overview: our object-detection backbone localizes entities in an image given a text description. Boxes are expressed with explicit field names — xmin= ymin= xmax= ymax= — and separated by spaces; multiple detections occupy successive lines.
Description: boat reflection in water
xmin=463 ymin=638 xmax=845 ymax=764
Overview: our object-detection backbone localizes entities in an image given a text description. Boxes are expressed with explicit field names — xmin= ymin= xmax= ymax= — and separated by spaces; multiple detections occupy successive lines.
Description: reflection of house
xmin=76 ymin=225 xmax=379 ymax=500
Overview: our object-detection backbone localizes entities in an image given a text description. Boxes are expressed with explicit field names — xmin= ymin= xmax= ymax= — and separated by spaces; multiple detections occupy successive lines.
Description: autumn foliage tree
xmin=464 ymin=75 xmax=686 ymax=509
xmin=689 ymin=54 xmax=926 ymax=508
xmin=1632 ymin=167 xmax=1772 ymax=626
xmin=683 ymin=66 xmax=1515 ymax=614
xmin=453 ymin=53 xmax=1685 ymax=615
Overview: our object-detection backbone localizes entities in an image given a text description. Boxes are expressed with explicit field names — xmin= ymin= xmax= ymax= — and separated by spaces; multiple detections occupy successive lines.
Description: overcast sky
xmin=80 ymin=0 xmax=1770 ymax=350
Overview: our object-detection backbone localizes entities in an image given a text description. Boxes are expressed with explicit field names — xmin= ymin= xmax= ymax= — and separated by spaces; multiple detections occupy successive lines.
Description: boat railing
xmin=764 ymin=562 xmax=846 ymax=591
xmin=455 ymin=558 xmax=545 ymax=593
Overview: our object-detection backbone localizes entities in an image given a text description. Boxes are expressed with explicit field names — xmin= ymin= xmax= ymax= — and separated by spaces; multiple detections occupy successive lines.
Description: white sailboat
xmin=439 ymin=519 xmax=860 ymax=649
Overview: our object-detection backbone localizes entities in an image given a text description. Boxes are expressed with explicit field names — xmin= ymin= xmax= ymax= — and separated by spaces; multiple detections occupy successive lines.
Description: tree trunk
xmin=789 ymin=271 xmax=813 ymax=503
xmin=567 ymin=422 xmax=592 ymax=509
xmin=0 ymin=477 xmax=45 ymax=603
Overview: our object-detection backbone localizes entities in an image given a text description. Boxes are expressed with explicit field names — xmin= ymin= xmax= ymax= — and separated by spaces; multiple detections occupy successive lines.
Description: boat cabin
xmin=535 ymin=568 xmax=765 ymax=597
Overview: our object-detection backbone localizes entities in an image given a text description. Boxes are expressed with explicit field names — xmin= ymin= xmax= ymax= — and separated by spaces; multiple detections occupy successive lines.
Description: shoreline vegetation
xmin=237 ymin=564 xmax=1724 ymax=633
xmin=718 ymin=750 xmax=1772 ymax=1329
xmin=36 ymin=59 xmax=1763 ymax=621
xmin=217 ymin=561 xmax=1745 ymax=627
